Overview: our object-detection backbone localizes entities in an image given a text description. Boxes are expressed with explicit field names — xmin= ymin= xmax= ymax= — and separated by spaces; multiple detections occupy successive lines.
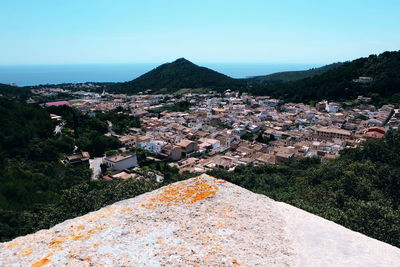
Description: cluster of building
xmin=43 ymin=86 xmax=399 ymax=175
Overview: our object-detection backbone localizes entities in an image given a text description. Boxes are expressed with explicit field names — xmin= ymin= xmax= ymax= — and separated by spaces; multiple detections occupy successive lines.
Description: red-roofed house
xmin=44 ymin=101 xmax=70 ymax=107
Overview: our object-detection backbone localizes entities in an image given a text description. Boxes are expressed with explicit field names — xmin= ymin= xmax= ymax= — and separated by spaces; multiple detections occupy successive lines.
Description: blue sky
xmin=1 ymin=0 xmax=399 ymax=65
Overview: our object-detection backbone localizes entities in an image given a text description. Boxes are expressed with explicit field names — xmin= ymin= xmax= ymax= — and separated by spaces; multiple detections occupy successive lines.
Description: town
xmin=30 ymin=86 xmax=400 ymax=181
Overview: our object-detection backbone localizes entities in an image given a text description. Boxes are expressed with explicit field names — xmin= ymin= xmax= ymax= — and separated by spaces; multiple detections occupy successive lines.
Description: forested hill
xmin=246 ymin=62 xmax=343 ymax=84
xmin=0 ymin=83 xmax=31 ymax=99
xmin=246 ymin=50 xmax=400 ymax=104
xmin=109 ymin=58 xmax=245 ymax=94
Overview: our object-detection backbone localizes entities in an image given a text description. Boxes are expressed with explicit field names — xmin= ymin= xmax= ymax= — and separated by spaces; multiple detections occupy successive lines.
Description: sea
xmin=0 ymin=63 xmax=321 ymax=86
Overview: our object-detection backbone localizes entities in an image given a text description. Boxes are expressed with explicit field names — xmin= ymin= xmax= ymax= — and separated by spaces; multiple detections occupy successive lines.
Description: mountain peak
xmin=118 ymin=58 xmax=243 ymax=93
xmin=1 ymin=174 xmax=399 ymax=266
xmin=172 ymin=57 xmax=192 ymax=64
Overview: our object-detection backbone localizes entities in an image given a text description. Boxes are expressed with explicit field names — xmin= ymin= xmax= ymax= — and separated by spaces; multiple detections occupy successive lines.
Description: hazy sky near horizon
xmin=1 ymin=0 xmax=399 ymax=65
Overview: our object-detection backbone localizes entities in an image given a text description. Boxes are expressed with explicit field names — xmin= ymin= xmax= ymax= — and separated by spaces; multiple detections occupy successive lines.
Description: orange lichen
xmin=48 ymin=239 xmax=65 ymax=250
xmin=31 ymin=258 xmax=51 ymax=267
xmin=31 ymin=254 xmax=52 ymax=267
xmin=83 ymin=257 xmax=92 ymax=262
xmin=214 ymin=178 xmax=227 ymax=183
xmin=68 ymin=226 xmax=107 ymax=242
xmin=18 ymin=247 xmax=33 ymax=257
xmin=6 ymin=242 xmax=20 ymax=249
xmin=92 ymin=243 xmax=100 ymax=248
xmin=72 ymin=234 xmax=90 ymax=241
xmin=87 ymin=226 xmax=107 ymax=234
xmin=232 ymin=259 xmax=241 ymax=266
xmin=141 ymin=178 xmax=219 ymax=209
xmin=77 ymin=225 xmax=85 ymax=231
xmin=120 ymin=206 xmax=134 ymax=212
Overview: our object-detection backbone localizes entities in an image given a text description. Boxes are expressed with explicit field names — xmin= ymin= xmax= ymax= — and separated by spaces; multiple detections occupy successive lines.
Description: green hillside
xmin=246 ymin=50 xmax=400 ymax=104
xmin=0 ymin=83 xmax=31 ymax=99
xmin=247 ymin=62 xmax=342 ymax=84
xmin=110 ymin=58 xmax=245 ymax=93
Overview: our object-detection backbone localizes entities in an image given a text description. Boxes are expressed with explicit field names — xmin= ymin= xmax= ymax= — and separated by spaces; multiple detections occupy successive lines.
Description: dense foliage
xmin=96 ymin=107 xmax=141 ymax=134
xmin=0 ymin=100 xmax=87 ymax=240
xmin=246 ymin=51 xmax=400 ymax=104
xmin=109 ymin=58 xmax=244 ymax=94
xmin=247 ymin=62 xmax=342 ymax=84
xmin=208 ymin=131 xmax=400 ymax=247
xmin=0 ymin=83 xmax=31 ymax=100
xmin=47 ymin=105 xmax=121 ymax=156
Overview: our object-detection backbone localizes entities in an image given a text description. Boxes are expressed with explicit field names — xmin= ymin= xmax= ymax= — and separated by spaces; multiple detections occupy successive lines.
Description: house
xmin=162 ymin=144 xmax=183 ymax=161
xmin=176 ymin=140 xmax=197 ymax=155
xmin=364 ymin=127 xmax=385 ymax=139
xmin=43 ymin=100 xmax=69 ymax=107
xmin=325 ymin=102 xmax=341 ymax=113
xmin=252 ymin=152 xmax=276 ymax=165
xmin=315 ymin=101 xmax=327 ymax=111
xmin=138 ymin=140 xmax=166 ymax=154
xmin=119 ymin=135 xmax=137 ymax=147
xmin=65 ymin=151 xmax=90 ymax=165
xmin=103 ymin=153 xmax=138 ymax=171
xmin=312 ymin=127 xmax=352 ymax=140
xmin=110 ymin=171 xmax=138 ymax=180
xmin=198 ymin=138 xmax=220 ymax=150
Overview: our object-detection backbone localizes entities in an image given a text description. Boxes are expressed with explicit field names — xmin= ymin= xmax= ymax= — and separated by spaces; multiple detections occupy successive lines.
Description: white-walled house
xmin=325 ymin=102 xmax=341 ymax=113
xmin=138 ymin=140 xmax=166 ymax=154
xmin=104 ymin=154 xmax=138 ymax=171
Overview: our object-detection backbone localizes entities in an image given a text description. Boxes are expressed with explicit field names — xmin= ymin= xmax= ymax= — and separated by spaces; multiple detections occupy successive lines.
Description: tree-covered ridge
xmin=0 ymin=100 xmax=120 ymax=240
xmin=246 ymin=50 xmax=400 ymax=104
xmin=208 ymin=130 xmax=400 ymax=247
xmin=110 ymin=58 xmax=245 ymax=94
xmin=0 ymin=99 xmax=54 ymax=160
xmin=0 ymin=83 xmax=31 ymax=100
xmin=246 ymin=62 xmax=343 ymax=84
xmin=45 ymin=105 xmax=121 ymax=157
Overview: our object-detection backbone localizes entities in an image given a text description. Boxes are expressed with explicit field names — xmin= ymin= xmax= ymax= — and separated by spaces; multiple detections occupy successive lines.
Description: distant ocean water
xmin=0 ymin=63 xmax=321 ymax=86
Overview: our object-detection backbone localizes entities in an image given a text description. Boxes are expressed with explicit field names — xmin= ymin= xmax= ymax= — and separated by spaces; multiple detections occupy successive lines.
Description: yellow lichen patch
xmin=18 ymin=247 xmax=33 ymax=257
xmin=67 ymin=225 xmax=108 ymax=242
xmin=87 ymin=226 xmax=107 ymax=234
xmin=6 ymin=242 xmax=20 ymax=249
xmin=31 ymin=254 xmax=53 ymax=267
xmin=141 ymin=178 xmax=219 ymax=209
xmin=97 ymin=206 xmax=117 ymax=218
xmin=72 ymin=234 xmax=90 ymax=241
xmin=120 ymin=206 xmax=134 ymax=212
xmin=77 ymin=225 xmax=85 ymax=231
xmin=48 ymin=238 xmax=65 ymax=250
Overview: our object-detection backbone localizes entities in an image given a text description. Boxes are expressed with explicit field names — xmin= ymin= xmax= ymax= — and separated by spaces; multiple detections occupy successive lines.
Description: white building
xmin=104 ymin=154 xmax=138 ymax=171
xmin=325 ymin=102 xmax=341 ymax=113
xmin=138 ymin=140 xmax=166 ymax=154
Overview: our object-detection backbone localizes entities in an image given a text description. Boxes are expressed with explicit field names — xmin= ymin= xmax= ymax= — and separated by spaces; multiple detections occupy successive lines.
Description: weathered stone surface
xmin=1 ymin=174 xmax=399 ymax=266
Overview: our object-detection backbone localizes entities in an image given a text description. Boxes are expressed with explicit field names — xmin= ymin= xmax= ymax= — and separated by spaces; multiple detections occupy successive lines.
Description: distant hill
xmin=246 ymin=50 xmax=400 ymax=104
xmin=246 ymin=62 xmax=343 ymax=84
xmin=110 ymin=58 xmax=245 ymax=93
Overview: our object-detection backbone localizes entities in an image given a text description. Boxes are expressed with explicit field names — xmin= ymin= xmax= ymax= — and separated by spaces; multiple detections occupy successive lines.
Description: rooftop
xmin=105 ymin=154 xmax=135 ymax=163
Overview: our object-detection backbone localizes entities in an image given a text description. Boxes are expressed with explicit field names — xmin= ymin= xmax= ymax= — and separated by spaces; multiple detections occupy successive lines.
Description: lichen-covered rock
xmin=1 ymin=174 xmax=399 ymax=266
